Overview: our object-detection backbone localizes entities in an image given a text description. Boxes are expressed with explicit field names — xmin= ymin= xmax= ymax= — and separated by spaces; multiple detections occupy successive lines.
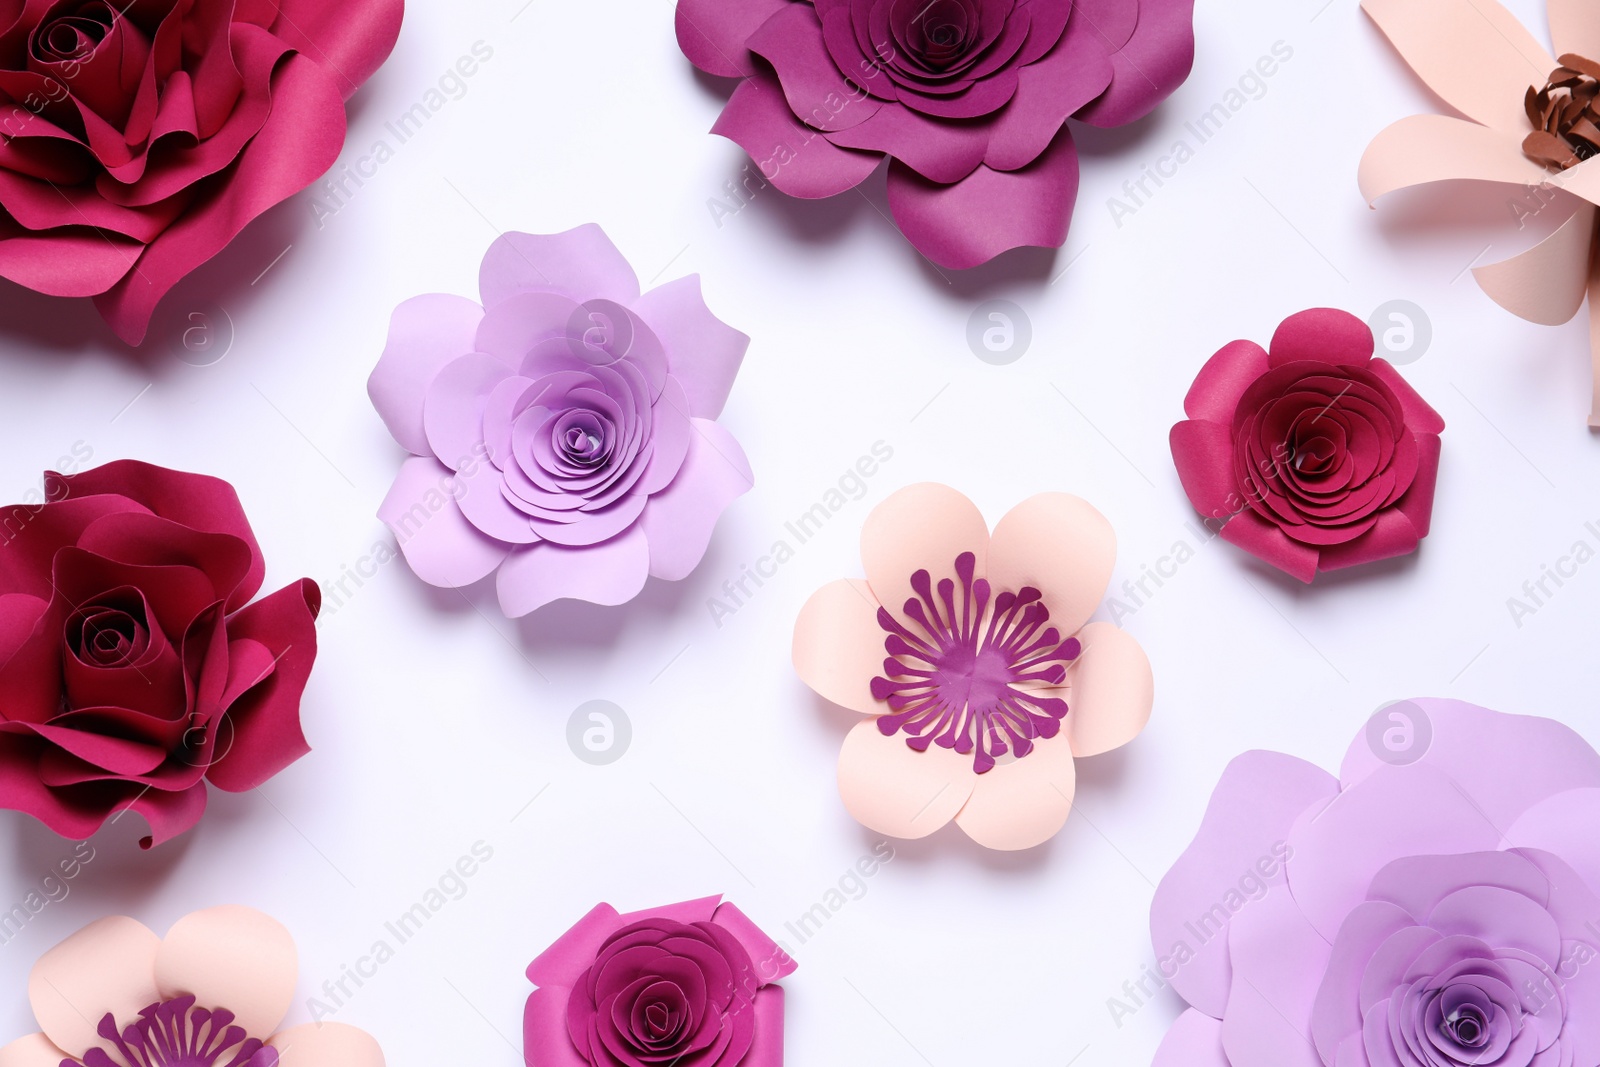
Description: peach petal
xmin=0 ymin=1034 xmax=69 ymax=1067
xmin=155 ymin=906 xmax=296 ymax=1037
xmin=954 ymin=732 xmax=1076 ymax=851
xmin=1550 ymin=0 xmax=1600 ymax=63
xmin=1358 ymin=114 xmax=1552 ymax=203
xmin=268 ymin=1022 xmax=385 ymax=1067
xmin=792 ymin=578 xmax=886 ymax=716
xmin=860 ymin=484 xmax=991 ymax=626
xmin=1473 ymin=203 xmax=1597 ymax=325
xmin=1064 ymin=622 xmax=1153 ymax=757
xmin=30 ymin=916 xmax=161 ymax=1059
xmin=1554 ymin=155 xmax=1600 ymax=209
xmin=837 ymin=719 xmax=974 ymax=839
xmin=985 ymin=493 xmax=1115 ymax=638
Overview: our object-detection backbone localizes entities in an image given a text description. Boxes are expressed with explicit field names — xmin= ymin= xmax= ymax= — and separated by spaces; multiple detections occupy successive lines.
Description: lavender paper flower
xmin=1147 ymin=698 xmax=1600 ymax=1067
xmin=368 ymin=225 xmax=754 ymax=617
xmin=676 ymin=0 xmax=1196 ymax=269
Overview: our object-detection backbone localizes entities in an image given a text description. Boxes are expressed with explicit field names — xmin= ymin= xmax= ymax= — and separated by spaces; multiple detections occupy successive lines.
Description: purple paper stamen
xmin=871 ymin=551 xmax=1080 ymax=773
xmin=74 ymin=996 xmax=278 ymax=1067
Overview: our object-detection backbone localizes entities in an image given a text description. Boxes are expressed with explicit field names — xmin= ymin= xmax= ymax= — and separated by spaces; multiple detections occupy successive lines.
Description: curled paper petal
xmin=1358 ymin=114 xmax=1553 ymax=202
xmin=1074 ymin=0 xmax=1198 ymax=128
xmin=795 ymin=485 xmax=1151 ymax=850
xmin=712 ymin=71 xmax=880 ymax=199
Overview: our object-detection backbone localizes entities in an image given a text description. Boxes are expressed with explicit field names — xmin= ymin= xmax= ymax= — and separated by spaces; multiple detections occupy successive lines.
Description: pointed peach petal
xmin=860 ymin=484 xmax=990 ymax=626
xmin=31 ymin=916 xmax=160 ymax=1059
xmin=1554 ymin=155 xmax=1600 ymax=208
xmin=268 ymin=1023 xmax=385 ymax=1067
xmin=986 ymin=493 xmax=1115 ymax=637
xmin=837 ymin=719 xmax=974 ymax=839
xmin=793 ymin=579 xmax=886 ymax=715
xmin=954 ymin=732 xmax=1076 ymax=850
xmin=1064 ymin=622 xmax=1153 ymax=757
xmin=1474 ymin=203 xmax=1596 ymax=324
xmin=155 ymin=907 xmax=296 ymax=1037
xmin=1550 ymin=0 xmax=1600 ymax=59
xmin=1361 ymin=0 xmax=1554 ymax=132
xmin=0 ymin=1034 xmax=68 ymax=1067
xmin=1359 ymin=114 xmax=1554 ymax=203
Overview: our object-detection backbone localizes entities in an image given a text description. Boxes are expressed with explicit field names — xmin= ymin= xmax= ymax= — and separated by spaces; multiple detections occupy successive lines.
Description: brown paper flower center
xmin=1523 ymin=53 xmax=1600 ymax=170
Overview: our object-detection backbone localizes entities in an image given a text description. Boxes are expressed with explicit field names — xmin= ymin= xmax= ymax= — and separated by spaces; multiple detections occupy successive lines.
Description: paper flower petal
xmin=985 ymin=17 xmax=1114 ymax=170
xmin=1153 ymin=1011 xmax=1230 ymax=1067
xmin=369 ymin=294 xmax=487 ymax=456
xmin=0 ymin=228 xmax=141 ymax=297
xmin=1550 ymin=0 xmax=1600 ymax=59
xmin=676 ymin=0 xmax=787 ymax=77
xmin=887 ymin=125 xmax=1079 ymax=269
xmin=30 ymin=916 xmax=162 ymax=1059
xmin=1183 ymin=340 xmax=1272 ymax=422
xmin=1063 ymin=622 xmax=1152 ymax=757
xmin=1360 ymin=0 xmax=1555 ymax=133
xmin=749 ymin=4 xmax=878 ymax=133
xmin=496 ymin=526 xmax=651 ymax=618
xmin=629 ymin=276 xmax=749 ymax=419
xmin=827 ymin=104 xmax=990 ymax=184
xmin=793 ymin=579 xmax=885 ymax=716
xmin=1074 ymin=0 xmax=1198 ymax=128
xmin=1218 ymin=887 xmax=1329 ymax=1067
xmin=1171 ymin=420 xmax=1243 ymax=519
xmin=953 ymin=732 xmax=1075 ymax=851
xmin=271 ymin=0 xmax=404 ymax=100
xmin=156 ymin=906 xmax=297 ymax=1037
xmin=1269 ymin=308 xmax=1374 ymax=367
xmin=712 ymin=71 xmax=881 ymax=198
xmin=986 ymin=493 xmax=1115 ymax=638
xmin=1472 ymin=203 xmax=1597 ymax=325
xmin=1358 ymin=114 xmax=1553 ymax=202
xmin=380 ymin=457 xmax=510 ymax=587
xmin=268 ymin=1023 xmax=386 ymax=1067
xmin=837 ymin=719 xmax=975 ymax=839
xmin=859 ymin=483 xmax=990 ymax=626
xmin=480 ymin=224 xmax=641 ymax=309
xmin=639 ymin=420 xmax=754 ymax=581
xmin=0 ymin=1034 xmax=66 ymax=1067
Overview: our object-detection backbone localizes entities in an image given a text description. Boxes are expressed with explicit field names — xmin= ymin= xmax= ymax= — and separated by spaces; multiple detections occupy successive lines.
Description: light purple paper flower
xmin=1148 ymin=698 xmax=1600 ymax=1067
xmin=675 ymin=0 xmax=1196 ymax=269
xmin=368 ymin=225 xmax=754 ymax=617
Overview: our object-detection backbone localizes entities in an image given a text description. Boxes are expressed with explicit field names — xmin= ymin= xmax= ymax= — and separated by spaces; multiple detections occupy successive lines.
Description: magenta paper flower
xmin=368 ymin=225 xmax=754 ymax=618
xmin=1 ymin=906 xmax=382 ymax=1067
xmin=524 ymin=896 xmax=795 ymax=1067
xmin=675 ymin=0 xmax=1196 ymax=269
xmin=1149 ymin=699 xmax=1600 ymax=1067
xmin=793 ymin=484 xmax=1153 ymax=851
xmin=1170 ymin=309 xmax=1445 ymax=583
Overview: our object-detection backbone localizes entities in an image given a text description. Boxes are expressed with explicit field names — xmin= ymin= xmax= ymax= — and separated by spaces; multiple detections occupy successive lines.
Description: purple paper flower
xmin=368 ymin=225 xmax=754 ymax=617
xmin=675 ymin=0 xmax=1196 ymax=268
xmin=523 ymin=896 xmax=796 ymax=1067
xmin=1148 ymin=698 xmax=1600 ymax=1067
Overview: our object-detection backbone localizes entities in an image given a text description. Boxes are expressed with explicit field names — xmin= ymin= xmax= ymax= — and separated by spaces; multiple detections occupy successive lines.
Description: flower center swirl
xmin=76 ymin=996 xmax=278 ymax=1067
xmin=1523 ymin=52 xmax=1600 ymax=169
xmin=870 ymin=551 xmax=1080 ymax=773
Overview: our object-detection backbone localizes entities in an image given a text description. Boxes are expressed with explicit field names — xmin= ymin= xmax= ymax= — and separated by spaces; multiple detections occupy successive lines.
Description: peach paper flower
xmin=1359 ymin=0 xmax=1600 ymax=423
xmin=0 ymin=906 xmax=382 ymax=1067
xmin=792 ymin=484 xmax=1153 ymax=852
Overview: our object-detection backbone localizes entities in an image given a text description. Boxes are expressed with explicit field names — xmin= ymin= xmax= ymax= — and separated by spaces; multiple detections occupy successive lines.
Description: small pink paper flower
xmin=1169 ymin=309 xmax=1445 ymax=583
xmin=792 ymin=484 xmax=1152 ymax=851
xmin=368 ymin=224 xmax=754 ymax=618
xmin=0 ymin=906 xmax=382 ymax=1067
xmin=524 ymin=896 xmax=795 ymax=1067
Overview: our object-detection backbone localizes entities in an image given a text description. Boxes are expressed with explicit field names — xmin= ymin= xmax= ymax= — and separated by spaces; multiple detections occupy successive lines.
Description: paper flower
xmin=0 ymin=906 xmax=382 ymax=1066
xmin=0 ymin=460 xmax=320 ymax=847
xmin=0 ymin=0 xmax=403 ymax=345
xmin=1170 ymin=308 xmax=1445 ymax=583
xmin=368 ymin=225 xmax=754 ymax=618
xmin=1359 ymin=0 xmax=1600 ymax=424
xmin=675 ymin=0 xmax=1196 ymax=269
xmin=792 ymin=483 xmax=1152 ymax=851
xmin=1149 ymin=698 xmax=1600 ymax=1067
xmin=524 ymin=896 xmax=795 ymax=1067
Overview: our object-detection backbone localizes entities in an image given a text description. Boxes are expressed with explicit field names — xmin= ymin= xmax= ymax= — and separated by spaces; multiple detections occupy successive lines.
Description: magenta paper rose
xmin=368 ymin=225 xmax=754 ymax=618
xmin=1169 ymin=308 xmax=1445 ymax=582
xmin=1149 ymin=698 xmax=1600 ymax=1067
xmin=675 ymin=0 xmax=1196 ymax=268
xmin=0 ymin=0 xmax=403 ymax=345
xmin=524 ymin=896 xmax=795 ymax=1067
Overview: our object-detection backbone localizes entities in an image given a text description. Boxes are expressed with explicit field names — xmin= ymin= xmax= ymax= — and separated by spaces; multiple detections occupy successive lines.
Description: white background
xmin=1 ymin=0 xmax=1598 ymax=1064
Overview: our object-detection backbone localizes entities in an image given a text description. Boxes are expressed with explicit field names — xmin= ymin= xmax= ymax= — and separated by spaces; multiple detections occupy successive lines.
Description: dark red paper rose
xmin=0 ymin=460 xmax=320 ymax=846
xmin=676 ymin=0 xmax=1196 ymax=268
xmin=1170 ymin=308 xmax=1446 ymax=582
xmin=0 ymin=0 xmax=403 ymax=345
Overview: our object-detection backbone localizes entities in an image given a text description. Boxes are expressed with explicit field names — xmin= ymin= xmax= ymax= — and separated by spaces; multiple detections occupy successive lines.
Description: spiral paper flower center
xmin=1523 ymin=53 xmax=1600 ymax=169
xmin=871 ymin=551 xmax=1079 ymax=773
xmin=32 ymin=1 xmax=114 ymax=63
xmin=78 ymin=996 xmax=277 ymax=1067
xmin=554 ymin=410 xmax=611 ymax=468
xmin=1443 ymin=1004 xmax=1487 ymax=1047
xmin=66 ymin=590 xmax=149 ymax=669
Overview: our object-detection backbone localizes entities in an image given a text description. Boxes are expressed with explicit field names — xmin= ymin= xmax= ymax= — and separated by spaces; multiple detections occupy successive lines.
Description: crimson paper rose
xmin=524 ymin=896 xmax=795 ymax=1067
xmin=0 ymin=0 xmax=403 ymax=344
xmin=1169 ymin=308 xmax=1445 ymax=582
xmin=0 ymin=460 xmax=320 ymax=846
xmin=675 ymin=0 xmax=1196 ymax=268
